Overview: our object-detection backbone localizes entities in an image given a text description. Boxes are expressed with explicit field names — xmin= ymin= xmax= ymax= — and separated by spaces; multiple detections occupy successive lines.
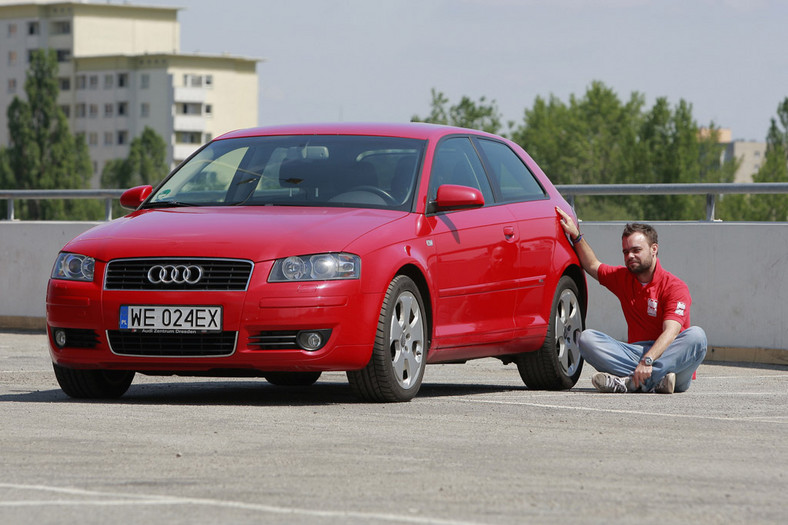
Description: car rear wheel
xmin=347 ymin=275 xmax=427 ymax=402
xmin=517 ymin=275 xmax=584 ymax=390
xmin=264 ymin=371 xmax=322 ymax=386
xmin=53 ymin=364 xmax=135 ymax=399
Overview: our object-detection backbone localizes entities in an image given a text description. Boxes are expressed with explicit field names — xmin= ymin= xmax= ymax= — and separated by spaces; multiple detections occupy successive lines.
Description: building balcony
xmin=173 ymin=114 xmax=206 ymax=132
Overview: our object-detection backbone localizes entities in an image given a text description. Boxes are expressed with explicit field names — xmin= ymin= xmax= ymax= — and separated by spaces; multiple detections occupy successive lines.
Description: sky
xmin=132 ymin=0 xmax=787 ymax=141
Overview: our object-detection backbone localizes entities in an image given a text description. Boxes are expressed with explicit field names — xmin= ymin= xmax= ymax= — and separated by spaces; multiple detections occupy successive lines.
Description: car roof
xmin=214 ymin=122 xmax=502 ymax=142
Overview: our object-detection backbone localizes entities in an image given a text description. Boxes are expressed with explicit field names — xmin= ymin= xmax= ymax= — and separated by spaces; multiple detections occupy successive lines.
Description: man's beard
xmin=627 ymin=256 xmax=652 ymax=275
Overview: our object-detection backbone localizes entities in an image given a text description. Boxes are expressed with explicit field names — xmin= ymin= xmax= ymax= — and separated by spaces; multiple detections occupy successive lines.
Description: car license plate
xmin=119 ymin=305 xmax=222 ymax=332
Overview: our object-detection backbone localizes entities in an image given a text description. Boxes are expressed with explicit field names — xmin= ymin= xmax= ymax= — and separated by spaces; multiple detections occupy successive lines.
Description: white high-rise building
xmin=0 ymin=1 xmax=260 ymax=185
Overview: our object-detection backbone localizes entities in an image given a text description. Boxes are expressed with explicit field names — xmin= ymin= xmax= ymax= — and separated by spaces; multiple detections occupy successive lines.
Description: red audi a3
xmin=47 ymin=123 xmax=586 ymax=402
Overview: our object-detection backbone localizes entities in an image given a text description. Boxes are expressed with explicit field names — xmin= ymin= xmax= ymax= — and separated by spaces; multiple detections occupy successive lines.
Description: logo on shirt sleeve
xmin=647 ymin=298 xmax=658 ymax=317
xmin=675 ymin=301 xmax=686 ymax=316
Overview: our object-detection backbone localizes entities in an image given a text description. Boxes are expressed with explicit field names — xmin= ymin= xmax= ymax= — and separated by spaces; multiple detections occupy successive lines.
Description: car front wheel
xmin=53 ymin=364 xmax=135 ymax=399
xmin=347 ymin=275 xmax=427 ymax=402
xmin=517 ymin=275 xmax=584 ymax=390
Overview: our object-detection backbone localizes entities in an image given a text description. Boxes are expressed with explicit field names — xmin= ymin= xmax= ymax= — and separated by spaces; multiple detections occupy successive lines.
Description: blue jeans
xmin=579 ymin=326 xmax=708 ymax=392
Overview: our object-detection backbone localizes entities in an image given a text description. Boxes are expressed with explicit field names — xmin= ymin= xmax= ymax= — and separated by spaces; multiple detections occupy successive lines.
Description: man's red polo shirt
xmin=597 ymin=258 xmax=692 ymax=343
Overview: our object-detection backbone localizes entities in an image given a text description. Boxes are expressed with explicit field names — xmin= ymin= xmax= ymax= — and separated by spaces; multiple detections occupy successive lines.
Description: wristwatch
xmin=642 ymin=356 xmax=654 ymax=366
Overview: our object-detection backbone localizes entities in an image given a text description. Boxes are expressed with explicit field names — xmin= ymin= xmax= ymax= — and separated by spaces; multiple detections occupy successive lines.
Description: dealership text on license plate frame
xmin=119 ymin=305 xmax=222 ymax=332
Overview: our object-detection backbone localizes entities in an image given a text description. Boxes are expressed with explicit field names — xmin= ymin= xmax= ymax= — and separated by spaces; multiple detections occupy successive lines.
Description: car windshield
xmin=146 ymin=135 xmax=426 ymax=211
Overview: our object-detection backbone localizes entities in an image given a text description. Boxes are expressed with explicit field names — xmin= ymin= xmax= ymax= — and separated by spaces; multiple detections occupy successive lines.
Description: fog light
xmin=54 ymin=329 xmax=67 ymax=348
xmin=296 ymin=330 xmax=331 ymax=351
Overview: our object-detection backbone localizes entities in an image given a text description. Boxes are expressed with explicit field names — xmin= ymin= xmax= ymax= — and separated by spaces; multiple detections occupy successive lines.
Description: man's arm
xmin=555 ymin=207 xmax=601 ymax=281
xmin=631 ymin=319 xmax=682 ymax=388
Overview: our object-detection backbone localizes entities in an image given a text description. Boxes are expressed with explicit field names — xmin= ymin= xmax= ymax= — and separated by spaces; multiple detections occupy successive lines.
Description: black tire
xmin=517 ymin=275 xmax=584 ymax=390
xmin=53 ymin=363 xmax=135 ymax=399
xmin=347 ymin=275 xmax=427 ymax=402
xmin=264 ymin=371 xmax=322 ymax=386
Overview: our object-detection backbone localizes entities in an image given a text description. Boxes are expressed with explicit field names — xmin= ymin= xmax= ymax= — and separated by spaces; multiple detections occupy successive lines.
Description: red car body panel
xmin=46 ymin=122 xmax=584 ymax=379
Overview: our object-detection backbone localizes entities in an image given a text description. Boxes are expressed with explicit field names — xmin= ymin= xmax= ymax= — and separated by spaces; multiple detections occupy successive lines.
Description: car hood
xmin=64 ymin=206 xmax=410 ymax=262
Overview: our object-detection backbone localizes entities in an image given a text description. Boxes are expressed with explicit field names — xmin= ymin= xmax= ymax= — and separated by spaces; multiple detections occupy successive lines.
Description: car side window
xmin=428 ymin=137 xmax=494 ymax=204
xmin=477 ymin=139 xmax=546 ymax=202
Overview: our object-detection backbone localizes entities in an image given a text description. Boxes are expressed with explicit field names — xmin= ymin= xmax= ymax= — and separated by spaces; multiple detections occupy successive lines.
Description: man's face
xmin=622 ymin=232 xmax=657 ymax=275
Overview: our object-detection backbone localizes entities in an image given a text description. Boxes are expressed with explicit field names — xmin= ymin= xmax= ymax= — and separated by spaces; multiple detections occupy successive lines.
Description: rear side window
xmin=477 ymin=139 xmax=546 ymax=203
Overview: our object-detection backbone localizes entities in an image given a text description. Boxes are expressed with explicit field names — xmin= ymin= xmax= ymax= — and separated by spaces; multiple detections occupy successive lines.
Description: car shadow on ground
xmin=0 ymin=379 xmax=542 ymax=407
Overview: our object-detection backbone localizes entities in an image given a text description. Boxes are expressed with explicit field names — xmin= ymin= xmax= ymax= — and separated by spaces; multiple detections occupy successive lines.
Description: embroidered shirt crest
xmin=647 ymin=298 xmax=658 ymax=317
xmin=676 ymin=301 xmax=686 ymax=316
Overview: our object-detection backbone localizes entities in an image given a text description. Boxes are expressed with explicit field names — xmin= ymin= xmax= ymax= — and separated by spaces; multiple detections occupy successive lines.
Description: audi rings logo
xmin=147 ymin=264 xmax=204 ymax=285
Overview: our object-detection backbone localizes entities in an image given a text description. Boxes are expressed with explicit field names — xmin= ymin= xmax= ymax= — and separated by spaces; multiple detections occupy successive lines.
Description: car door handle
xmin=503 ymin=225 xmax=516 ymax=240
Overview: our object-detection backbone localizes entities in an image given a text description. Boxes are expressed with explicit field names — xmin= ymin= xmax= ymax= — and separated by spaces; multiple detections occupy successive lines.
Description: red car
xmin=47 ymin=123 xmax=586 ymax=402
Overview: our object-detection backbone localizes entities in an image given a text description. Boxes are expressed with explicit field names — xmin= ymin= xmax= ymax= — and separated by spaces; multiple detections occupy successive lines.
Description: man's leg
xmin=643 ymin=326 xmax=707 ymax=392
xmin=579 ymin=329 xmax=649 ymax=379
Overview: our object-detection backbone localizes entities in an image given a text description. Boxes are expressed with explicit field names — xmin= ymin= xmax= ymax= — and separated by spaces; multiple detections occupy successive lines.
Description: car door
xmin=425 ymin=136 xmax=520 ymax=356
xmin=474 ymin=138 xmax=556 ymax=346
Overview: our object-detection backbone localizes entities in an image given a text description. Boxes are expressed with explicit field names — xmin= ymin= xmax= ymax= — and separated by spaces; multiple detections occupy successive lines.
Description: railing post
xmin=105 ymin=197 xmax=113 ymax=221
xmin=705 ymin=194 xmax=716 ymax=221
xmin=8 ymin=199 xmax=14 ymax=221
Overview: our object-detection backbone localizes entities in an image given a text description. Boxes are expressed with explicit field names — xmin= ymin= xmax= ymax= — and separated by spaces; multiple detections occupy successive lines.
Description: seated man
xmin=556 ymin=208 xmax=707 ymax=393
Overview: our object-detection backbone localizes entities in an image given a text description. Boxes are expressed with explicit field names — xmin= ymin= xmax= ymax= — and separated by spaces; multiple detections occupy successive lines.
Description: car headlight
xmin=52 ymin=252 xmax=96 ymax=282
xmin=269 ymin=253 xmax=360 ymax=282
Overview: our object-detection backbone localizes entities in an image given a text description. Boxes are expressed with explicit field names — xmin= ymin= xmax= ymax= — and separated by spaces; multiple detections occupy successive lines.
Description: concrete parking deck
xmin=1 ymin=332 xmax=786 ymax=524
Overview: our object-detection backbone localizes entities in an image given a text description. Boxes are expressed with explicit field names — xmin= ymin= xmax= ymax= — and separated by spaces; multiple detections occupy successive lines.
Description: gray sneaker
xmin=592 ymin=372 xmax=630 ymax=393
xmin=655 ymin=372 xmax=676 ymax=394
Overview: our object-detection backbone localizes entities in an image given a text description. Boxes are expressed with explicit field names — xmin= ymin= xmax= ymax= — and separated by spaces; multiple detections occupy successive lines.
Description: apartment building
xmin=0 ymin=1 xmax=259 ymax=185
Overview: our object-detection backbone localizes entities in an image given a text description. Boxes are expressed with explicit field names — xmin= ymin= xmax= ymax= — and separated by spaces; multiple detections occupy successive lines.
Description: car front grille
xmin=104 ymin=258 xmax=253 ymax=291
xmin=107 ymin=330 xmax=237 ymax=357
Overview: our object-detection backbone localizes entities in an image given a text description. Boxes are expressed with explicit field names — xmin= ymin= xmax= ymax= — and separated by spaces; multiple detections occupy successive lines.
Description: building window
xmin=117 ymin=73 xmax=129 ymax=88
xmin=7 ymin=78 xmax=17 ymax=94
xmin=8 ymin=51 xmax=17 ymax=66
xmin=140 ymin=73 xmax=150 ymax=89
xmin=89 ymin=75 xmax=98 ymax=89
xmin=51 ymin=20 xmax=71 ymax=35
xmin=89 ymin=132 xmax=98 ymax=146
xmin=27 ymin=22 xmax=39 ymax=35
xmin=104 ymin=103 xmax=114 ymax=117
xmin=117 ymin=101 xmax=128 ymax=116
xmin=8 ymin=23 xmax=18 ymax=37
xmin=89 ymin=104 xmax=98 ymax=118
xmin=176 ymin=131 xmax=202 ymax=144
xmin=56 ymin=49 xmax=71 ymax=63
xmin=75 ymin=103 xmax=86 ymax=118
xmin=204 ymin=104 xmax=213 ymax=116
xmin=117 ymin=130 xmax=128 ymax=145
xmin=59 ymin=104 xmax=70 ymax=118
xmin=205 ymin=75 xmax=213 ymax=87
xmin=140 ymin=102 xmax=150 ymax=117
xmin=104 ymin=74 xmax=114 ymax=89
xmin=58 ymin=77 xmax=71 ymax=90
xmin=104 ymin=132 xmax=113 ymax=146
xmin=76 ymin=75 xmax=86 ymax=90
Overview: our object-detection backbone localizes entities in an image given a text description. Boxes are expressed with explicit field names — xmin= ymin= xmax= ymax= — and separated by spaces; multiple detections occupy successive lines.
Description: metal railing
xmin=557 ymin=182 xmax=788 ymax=221
xmin=2 ymin=183 xmax=788 ymax=221
xmin=0 ymin=189 xmax=124 ymax=221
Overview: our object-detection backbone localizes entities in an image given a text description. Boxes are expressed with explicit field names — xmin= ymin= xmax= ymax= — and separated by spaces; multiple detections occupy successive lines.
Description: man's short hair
xmin=622 ymin=222 xmax=658 ymax=245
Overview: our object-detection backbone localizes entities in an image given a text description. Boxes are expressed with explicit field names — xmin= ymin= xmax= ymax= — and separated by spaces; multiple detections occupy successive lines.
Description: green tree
xmin=101 ymin=126 xmax=169 ymax=217
xmin=101 ymin=126 xmax=169 ymax=189
xmin=2 ymin=49 xmax=100 ymax=220
xmin=412 ymin=88 xmax=504 ymax=134
xmin=511 ymin=82 xmax=736 ymax=220
xmin=718 ymin=98 xmax=788 ymax=221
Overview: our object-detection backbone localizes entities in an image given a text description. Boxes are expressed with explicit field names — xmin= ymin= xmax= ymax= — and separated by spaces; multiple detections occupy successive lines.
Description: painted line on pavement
xmin=0 ymin=483 xmax=482 ymax=525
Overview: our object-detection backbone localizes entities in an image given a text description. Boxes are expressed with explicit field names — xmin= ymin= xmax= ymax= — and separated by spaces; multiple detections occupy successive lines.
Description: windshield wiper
xmin=141 ymin=200 xmax=200 ymax=209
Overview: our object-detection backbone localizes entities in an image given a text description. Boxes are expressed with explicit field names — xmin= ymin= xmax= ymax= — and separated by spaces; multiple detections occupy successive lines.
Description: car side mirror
xmin=119 ymin=185 xmax=153 ymax=209
xmin=429 ymin=184 xmax=485 ymax=213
